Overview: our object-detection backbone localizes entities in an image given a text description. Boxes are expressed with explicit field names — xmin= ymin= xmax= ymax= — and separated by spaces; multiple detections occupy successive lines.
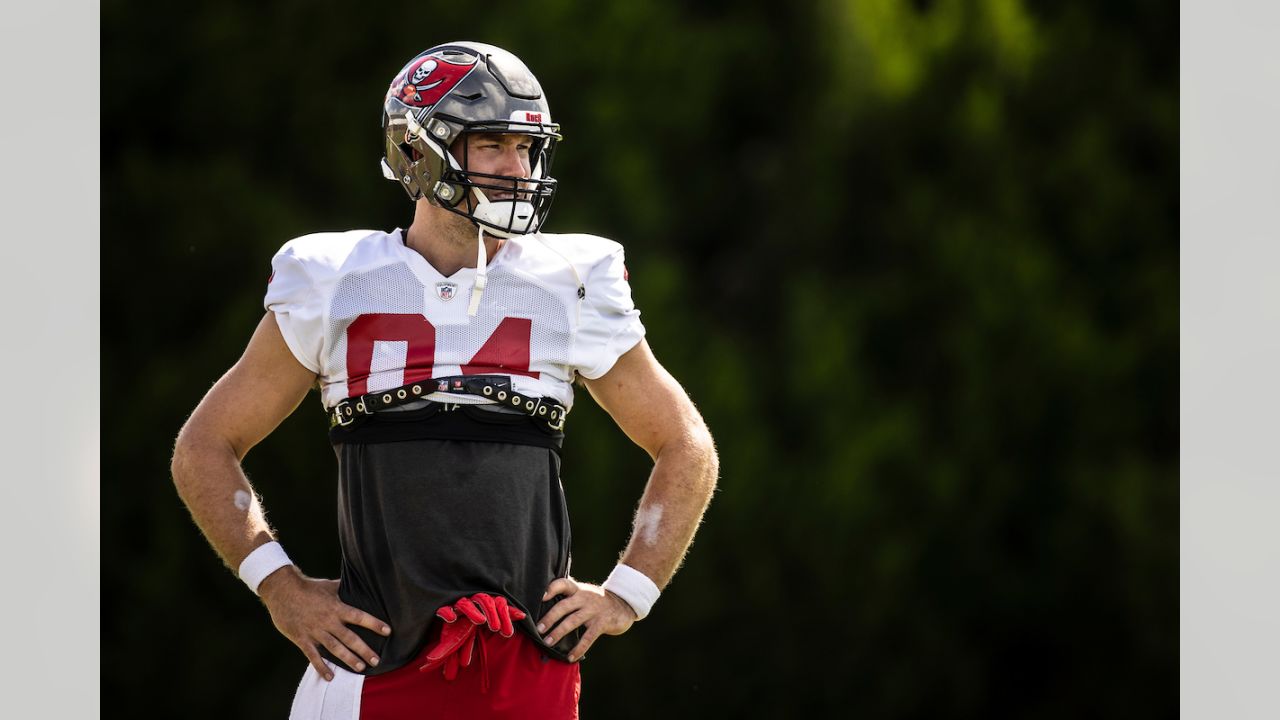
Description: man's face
xmin=450 ymin=132 xmax=534 ymax=202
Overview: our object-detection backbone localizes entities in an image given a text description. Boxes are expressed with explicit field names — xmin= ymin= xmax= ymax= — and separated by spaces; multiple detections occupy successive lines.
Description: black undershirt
xmin=321 ymin=406 xmax=580 ymax=675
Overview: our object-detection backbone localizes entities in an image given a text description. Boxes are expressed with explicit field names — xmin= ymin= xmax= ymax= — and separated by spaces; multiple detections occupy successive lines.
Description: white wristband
xmin=238 ymin=541 xmax=293 ymax=595
xmin=602 ymin=564 xmax=661 ymax=621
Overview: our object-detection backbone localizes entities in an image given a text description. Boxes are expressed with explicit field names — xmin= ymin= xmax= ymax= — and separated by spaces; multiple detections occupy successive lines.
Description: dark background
xmin=103 ymin=1 xmax=1176 ymax=717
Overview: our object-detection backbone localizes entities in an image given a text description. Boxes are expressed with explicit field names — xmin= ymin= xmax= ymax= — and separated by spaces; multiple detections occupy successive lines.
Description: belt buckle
xmin=334 ymin=398 xmax=373 ymax=428
xmin=547 ymin=407 xmax=566 ymax=432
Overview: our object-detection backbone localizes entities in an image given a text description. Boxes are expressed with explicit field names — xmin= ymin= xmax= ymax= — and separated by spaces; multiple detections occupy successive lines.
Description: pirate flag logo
xmin=391 ymin=53 xmax=477 ymax=108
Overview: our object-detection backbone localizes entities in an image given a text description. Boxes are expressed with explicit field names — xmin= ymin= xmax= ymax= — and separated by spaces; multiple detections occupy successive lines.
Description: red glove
xmin=419 ymin=593 xmax=527 ymax=682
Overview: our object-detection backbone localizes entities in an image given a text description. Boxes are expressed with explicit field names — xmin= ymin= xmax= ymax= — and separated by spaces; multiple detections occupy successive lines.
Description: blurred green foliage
xmin=104 ymin=0 xmax=1175 ymax=716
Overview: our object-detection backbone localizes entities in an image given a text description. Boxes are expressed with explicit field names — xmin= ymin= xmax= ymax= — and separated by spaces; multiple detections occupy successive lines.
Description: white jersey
xmin=263 ymin=227 xmax=645 ymax=412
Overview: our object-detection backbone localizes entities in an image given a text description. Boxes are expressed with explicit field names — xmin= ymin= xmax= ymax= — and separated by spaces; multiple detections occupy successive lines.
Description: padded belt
xmin=329 ymin=375 xmax=568 ymax=432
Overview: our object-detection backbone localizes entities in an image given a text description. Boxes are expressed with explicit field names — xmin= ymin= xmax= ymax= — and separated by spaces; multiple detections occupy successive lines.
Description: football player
xmin=171 ymin=41 xmax=718 ymax=718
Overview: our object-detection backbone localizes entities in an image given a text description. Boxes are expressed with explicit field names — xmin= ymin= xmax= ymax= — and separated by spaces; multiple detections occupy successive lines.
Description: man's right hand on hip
xmin=259 ymin=567 xmax=392 ymax=682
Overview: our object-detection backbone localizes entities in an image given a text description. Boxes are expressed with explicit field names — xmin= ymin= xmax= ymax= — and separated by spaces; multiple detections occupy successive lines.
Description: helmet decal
xmin=509 ymin=109 xmax=549 ymax=124
xmin=392 ymin=54 xmax=475 ymax=108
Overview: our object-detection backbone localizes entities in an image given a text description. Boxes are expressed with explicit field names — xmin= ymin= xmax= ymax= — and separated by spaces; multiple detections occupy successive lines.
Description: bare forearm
xmin=171 ymin=433 xmax=277 ymax=573
xmin=171 ymin=428 xmax=388 ymax=678
xmin=617 ymin=429 xmax=719 ymax=589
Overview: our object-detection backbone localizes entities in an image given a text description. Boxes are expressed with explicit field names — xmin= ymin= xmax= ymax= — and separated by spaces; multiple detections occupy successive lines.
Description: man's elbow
xmin=170 ymin=419 xmax=226 ymax=497
xmin=170 ymin=422 xmax=201 ymax=495
xmin=681 ymin=420 xmax=719 ymax=498
xmin=700 ymin=429 xmax=720 ymax=494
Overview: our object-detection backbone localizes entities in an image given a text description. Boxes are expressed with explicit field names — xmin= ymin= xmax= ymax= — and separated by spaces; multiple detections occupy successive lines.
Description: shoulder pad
xmin=274 ymin=229 xmax=393 ymax=280
xmin=529 ymin=232 xmax=625 ymax=274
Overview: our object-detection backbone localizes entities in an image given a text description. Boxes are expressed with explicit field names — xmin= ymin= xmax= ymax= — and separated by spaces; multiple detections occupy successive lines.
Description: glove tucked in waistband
xmin=418 ymin=593 xmax=527 ymax=693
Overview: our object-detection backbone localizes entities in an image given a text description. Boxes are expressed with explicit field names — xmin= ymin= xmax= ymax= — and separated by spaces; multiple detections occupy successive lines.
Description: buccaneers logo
xmin=391 ymin=54 xmax=476 ymax=108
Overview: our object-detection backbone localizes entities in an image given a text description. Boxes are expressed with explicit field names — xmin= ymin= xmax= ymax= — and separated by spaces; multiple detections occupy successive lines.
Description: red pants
xmin=290 ymin=626 xmax=580 ymax=719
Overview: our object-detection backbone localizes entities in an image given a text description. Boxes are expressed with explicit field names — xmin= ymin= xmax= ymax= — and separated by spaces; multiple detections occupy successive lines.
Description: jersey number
xmin=345 ymin=314 xmax=537 ymax=396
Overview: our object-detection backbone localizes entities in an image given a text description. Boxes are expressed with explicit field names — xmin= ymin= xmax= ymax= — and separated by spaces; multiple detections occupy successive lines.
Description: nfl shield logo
xmin=435 ymin=282 xmax=457 ymax=301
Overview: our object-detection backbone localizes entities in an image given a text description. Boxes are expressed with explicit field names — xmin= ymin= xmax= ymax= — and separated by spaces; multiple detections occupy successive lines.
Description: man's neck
xmin=404 ymin=219 xmax=504 ymax=278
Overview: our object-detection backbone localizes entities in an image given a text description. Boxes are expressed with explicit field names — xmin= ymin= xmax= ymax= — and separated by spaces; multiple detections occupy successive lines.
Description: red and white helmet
xmin=381 ymin=42 xmax=562 ymax=238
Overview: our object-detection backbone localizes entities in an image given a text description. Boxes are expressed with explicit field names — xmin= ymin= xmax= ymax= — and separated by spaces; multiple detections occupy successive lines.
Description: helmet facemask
xmin=438 ymin=123 xmax=559 ymax=239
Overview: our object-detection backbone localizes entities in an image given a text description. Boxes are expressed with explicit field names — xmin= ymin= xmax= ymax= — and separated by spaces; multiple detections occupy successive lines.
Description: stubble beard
xmin=439 ymin=203 xmax=481 ymax=247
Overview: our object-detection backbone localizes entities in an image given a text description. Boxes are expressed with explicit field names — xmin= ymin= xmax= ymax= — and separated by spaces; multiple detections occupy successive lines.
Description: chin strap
xmin=467 ymin=184 xmax=491 ymax=317
xmin=468 ymin=221 xmax=487 ymax=317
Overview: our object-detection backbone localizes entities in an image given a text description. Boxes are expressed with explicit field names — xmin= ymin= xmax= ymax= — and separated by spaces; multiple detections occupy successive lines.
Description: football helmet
xmin=381 ymin=42 xmax=562 ymax=238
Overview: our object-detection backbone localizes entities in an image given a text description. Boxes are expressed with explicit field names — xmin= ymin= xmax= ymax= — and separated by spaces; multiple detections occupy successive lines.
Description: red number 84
xmin=345 ymin=313 xmax=537 ymax=397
